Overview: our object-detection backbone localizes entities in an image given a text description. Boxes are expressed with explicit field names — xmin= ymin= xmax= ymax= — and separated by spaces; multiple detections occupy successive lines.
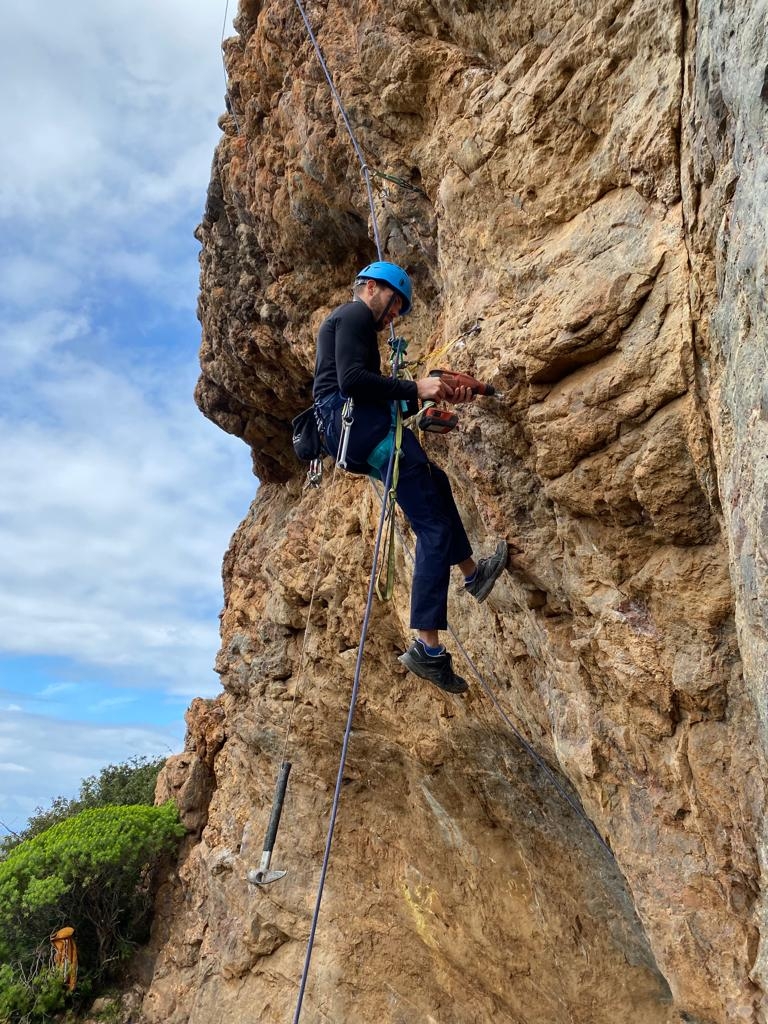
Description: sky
xmin=0 ymin=1 xmax=256 ymax=833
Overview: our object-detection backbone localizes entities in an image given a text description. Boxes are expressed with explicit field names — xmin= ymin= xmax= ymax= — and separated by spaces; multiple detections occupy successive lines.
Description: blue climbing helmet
xmin=355 ymin=261 xmax=413 ymax=316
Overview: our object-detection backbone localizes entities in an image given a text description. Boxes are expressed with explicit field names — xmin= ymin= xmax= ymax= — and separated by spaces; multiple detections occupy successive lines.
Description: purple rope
xmin=292 ymin=345 xmax=406 ymax=1022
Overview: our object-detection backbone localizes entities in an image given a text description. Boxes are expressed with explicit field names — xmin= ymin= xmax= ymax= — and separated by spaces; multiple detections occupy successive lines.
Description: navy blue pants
xmin=316 ymin=396 xmax=472 ymax=630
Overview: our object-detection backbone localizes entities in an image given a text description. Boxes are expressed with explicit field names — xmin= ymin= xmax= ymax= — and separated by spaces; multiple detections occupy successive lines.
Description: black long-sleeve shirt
xmin=313 ymin=300 xmax=418 ymax=408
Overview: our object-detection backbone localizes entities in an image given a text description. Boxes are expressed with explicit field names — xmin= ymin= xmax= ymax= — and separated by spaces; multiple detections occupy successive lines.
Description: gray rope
xmin=292 ymin=0 xmax=383 ymax=256
xmin=448 ymin=628 xmax=611 ymax=856
xmin=220 ymin=0 xmax=242 ymax=135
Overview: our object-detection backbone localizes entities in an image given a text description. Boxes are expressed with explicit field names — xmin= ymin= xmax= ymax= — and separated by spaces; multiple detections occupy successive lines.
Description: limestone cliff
xmin=144 ymin=1 xmax=768 ymax=1021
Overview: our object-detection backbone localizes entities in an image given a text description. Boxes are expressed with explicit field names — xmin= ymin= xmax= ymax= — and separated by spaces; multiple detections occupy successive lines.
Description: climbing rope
xmin=448 ymin=629 xmax=611 ymax=856
xmin=220 ymin=0 xmax=241 ymax=135
xmin=293 ymin=0 xmax=383 ymax=256
xmin=424 ymin=321 xmax=483 ymax=371
xmin=292 ymin=344 xmax=408 ymax=1024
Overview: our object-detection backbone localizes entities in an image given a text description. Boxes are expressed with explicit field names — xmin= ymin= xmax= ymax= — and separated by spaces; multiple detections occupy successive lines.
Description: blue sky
xmin=0 ymin=1 xmax=255 ymax=833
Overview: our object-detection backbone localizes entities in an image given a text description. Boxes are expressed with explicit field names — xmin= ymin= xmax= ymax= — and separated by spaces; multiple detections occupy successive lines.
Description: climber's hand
xmin=416 ymin=376 xmax=448 ymax=402
xmin=447 ymin=384 xmax=475 ymax=404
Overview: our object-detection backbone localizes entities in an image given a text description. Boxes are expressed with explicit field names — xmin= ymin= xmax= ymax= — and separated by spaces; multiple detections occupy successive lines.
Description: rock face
xmin=144 ymin=1 xmax=768 ymax=1021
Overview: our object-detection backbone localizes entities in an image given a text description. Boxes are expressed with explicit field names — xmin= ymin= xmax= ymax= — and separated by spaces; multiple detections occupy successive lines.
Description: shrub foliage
xmin=0 ymin=757 xmax=180 ymax=1021
xmin=0 ymin=963 xmax=67 ymax=1023
xmin=0 ymin=802 xmax=184 ymax=1015
xmin=1 ymin=755 xmax=166 ymax=857
xmin=0 ymin=802 xmax=185 ymax=1019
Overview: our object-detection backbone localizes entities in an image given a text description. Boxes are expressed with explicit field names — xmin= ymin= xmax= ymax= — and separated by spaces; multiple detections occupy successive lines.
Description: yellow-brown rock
xmin=144 ymin=1 xmax=768 ymax=1021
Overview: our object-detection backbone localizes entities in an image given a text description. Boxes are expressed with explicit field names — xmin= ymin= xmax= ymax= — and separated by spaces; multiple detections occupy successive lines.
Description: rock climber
xmin=313 ymin=260 xmax=507 ymax=693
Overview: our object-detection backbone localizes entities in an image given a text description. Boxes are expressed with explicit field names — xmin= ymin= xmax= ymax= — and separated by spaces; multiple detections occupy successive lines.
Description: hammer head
xmin=247 ymin=867 xmax=287 ymax=886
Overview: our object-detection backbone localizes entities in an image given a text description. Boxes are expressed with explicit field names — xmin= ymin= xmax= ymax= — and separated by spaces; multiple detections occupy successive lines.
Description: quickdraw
xmin=374 ymin=404 xmax=404 ymax=601
xmin=374 ymin=335 xmax=409 ymax=600
xmin=337 ymin=398 xmax=355 ymax=471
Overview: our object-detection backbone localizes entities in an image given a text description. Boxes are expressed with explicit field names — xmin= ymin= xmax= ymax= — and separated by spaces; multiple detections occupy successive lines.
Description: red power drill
xmin=417 ymin=369 xmax=498 ymax=434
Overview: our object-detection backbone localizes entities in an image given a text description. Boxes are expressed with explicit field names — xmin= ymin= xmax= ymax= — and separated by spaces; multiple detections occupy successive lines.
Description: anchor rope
xmin=220 ymin=0 xmax=242 ymax=135
xmin=292 ymin=0 xmax=384 ymax=256
xmin=275 ymin=0 xmax=393 ymax=772
xmin=448 ymin=628 xmax=611 ymax=856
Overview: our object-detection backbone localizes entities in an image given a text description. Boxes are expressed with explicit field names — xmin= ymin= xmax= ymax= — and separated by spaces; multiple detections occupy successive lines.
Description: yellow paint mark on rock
xmin=401 ymin=879 xmax=440 ymax=951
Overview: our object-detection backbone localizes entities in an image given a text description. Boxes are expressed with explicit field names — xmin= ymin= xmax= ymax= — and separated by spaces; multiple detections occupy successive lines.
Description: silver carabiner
xmin=337 ymin=398 xmax=354 ymax=470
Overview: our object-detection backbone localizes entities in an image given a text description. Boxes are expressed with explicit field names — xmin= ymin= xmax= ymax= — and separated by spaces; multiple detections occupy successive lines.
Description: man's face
xmin=365 ymin=282 xmax=403 ymax=330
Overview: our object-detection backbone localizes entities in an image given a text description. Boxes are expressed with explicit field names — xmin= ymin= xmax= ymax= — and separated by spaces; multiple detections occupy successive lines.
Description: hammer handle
xmin=262 ymin=761 xmax=292 ymax=855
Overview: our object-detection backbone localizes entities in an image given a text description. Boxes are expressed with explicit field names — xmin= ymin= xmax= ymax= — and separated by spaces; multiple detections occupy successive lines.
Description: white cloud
xmin=88 ymin=696 xmax=139 ymax=711
xmin=0 ymin=2 xmax=227 ymax=226
xmin=0 ymin=711 xmax=182 ymax=833
xmin=39 ymin=684 xmax=78 ymax=698
xmin=0 ymin=310 xmax=90 ymax=372
xmin=0 ymin=0 xmax=233 ymax=323
xmin=0 ymin=344 xmax=253 ymax=694
xmin=0 ymin=2 xmax=245 ymax=829
xmin=0 ymin=257 xmax=81 ymax=310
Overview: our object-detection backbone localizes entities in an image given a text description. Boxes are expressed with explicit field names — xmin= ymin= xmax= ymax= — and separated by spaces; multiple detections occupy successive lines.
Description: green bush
xmin=0 ymin=962 xmax=67 ymax=1023
xmin=1 ymin=756 xmax=166 ymax=857
xmin=0 ymin=803 xmax=184 ymax=977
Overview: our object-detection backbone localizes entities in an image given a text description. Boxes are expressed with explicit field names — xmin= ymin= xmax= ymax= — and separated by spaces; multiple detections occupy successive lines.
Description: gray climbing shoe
xmin=398 ymin=641 xmax=468 ymax=694
xmin=464 ymin=540 xmax=508 ymax=603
